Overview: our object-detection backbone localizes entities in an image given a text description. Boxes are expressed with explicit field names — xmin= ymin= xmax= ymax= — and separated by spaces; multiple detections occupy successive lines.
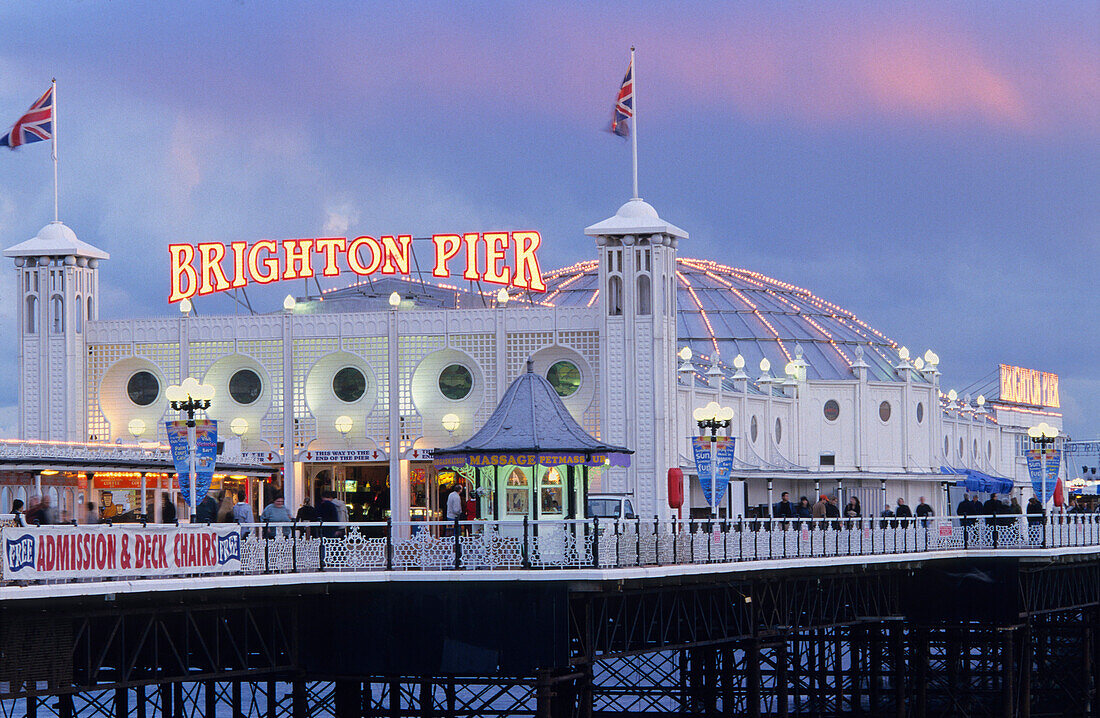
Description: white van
xmin=585 ymin=494 xmax=637 ymax=520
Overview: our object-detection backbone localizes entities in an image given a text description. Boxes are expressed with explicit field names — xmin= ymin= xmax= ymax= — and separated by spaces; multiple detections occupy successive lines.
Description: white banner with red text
xmin=2 ymin=525 xmax=242 ymax=580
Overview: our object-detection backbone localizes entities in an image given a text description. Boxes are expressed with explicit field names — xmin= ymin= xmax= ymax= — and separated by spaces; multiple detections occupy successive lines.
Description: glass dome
xmin=541 ymin=257 xmax=912 ymax=382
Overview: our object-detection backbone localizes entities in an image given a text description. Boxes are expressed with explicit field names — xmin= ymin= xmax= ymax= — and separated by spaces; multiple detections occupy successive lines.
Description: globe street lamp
xmin=693 ymin=401 xmax=734 ymax=518
xmin=165 ymin=377 xmax=215 ymax=521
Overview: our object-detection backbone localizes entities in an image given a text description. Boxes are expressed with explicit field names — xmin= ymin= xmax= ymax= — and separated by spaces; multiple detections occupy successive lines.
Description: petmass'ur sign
xmin=2 ymin=525 xmax=241 ymax=580
xmin=168 ymin=231 xmax=546 ymax=302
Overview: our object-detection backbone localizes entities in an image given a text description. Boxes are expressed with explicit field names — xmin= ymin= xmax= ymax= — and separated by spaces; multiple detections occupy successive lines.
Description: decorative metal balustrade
xmin=3 ymin=514 xmax=1099 ymax=584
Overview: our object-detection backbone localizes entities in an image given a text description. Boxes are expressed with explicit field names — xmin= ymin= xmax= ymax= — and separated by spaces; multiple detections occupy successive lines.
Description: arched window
xmin=25 ymin=295 xmax=38 ymax=334
xmin=636 ymin=274 xmax=651 ymax=315
xmin=50 ymin=295 xmax=64 ymax=334
xmin=86 ymin=296 xmax=94 ymax=322
xmin=74 ymin=295 xmax=82 ymax=332
xmin=607 ymin=275 xmax=623 ymax=316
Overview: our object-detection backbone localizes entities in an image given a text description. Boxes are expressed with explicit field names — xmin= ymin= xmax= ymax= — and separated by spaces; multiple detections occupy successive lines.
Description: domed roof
xmin=584 ymin=198 xmax=688 ymax=239
xmin=4 ymin=221 xmax=109 ymax=260
xmin=541 ymin=257 xmax=914 ymax=382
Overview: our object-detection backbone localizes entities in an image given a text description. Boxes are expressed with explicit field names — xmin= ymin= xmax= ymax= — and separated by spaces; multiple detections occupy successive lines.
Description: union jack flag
xmin=609 ymin=58 xmax=633 ymax=138
xmin=1 ymin=85 xmax=54 ymax=149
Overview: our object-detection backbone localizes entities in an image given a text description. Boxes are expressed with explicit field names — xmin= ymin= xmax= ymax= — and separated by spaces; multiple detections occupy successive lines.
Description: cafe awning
xmin=433 ymin=363 xmax=632 ymax=468
xmin=940 ymin=466 xmax=1015 ymax=494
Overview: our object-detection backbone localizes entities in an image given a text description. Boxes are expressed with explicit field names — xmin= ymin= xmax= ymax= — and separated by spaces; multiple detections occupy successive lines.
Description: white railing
xmin=4 ymin=514 xmax=1099 ymax=582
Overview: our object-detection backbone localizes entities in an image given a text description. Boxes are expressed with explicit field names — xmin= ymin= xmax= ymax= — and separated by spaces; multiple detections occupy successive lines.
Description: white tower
xmin=5 ymin=222 xmax=108 ymax=441
xmin=586 ymin=199 xmax=687 ymax=518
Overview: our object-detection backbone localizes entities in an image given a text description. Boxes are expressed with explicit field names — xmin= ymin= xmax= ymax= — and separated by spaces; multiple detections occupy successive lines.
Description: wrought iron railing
xmin=2 ymin=513 xmax=1098 ymax=585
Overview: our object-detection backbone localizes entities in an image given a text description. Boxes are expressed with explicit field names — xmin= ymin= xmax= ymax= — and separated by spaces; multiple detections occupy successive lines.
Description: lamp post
xmin=693 ymin=401 xmax=734 ymax=519
xmin=1028 ymin=422 xmax=1059 ymax=508
xmin=165 ymin=377 xmax=215 ymax=521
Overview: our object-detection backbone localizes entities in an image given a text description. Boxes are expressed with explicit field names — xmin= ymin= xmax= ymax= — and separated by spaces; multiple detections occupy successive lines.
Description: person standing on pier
xmin=232 ymin=490 xmax=254 ymax=538
xmin=774 ymin=492 xmax=794 ymax=519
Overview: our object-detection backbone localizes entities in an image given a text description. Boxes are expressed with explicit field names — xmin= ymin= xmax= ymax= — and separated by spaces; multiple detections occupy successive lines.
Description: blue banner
xmin=194 ymin=419 xmax=218 ymax=502
xmin=166 ymin=419 xmax=218 ymax=507
xmin=1027 ymin=448 xmax=1061 ymax=503
xmin=692 ymin=437 xmax=714 ymax=505
xmin=714 ymin=437 xmax=735 ymax=506
xmin=694 ymin=436 xmax=735 ymax=508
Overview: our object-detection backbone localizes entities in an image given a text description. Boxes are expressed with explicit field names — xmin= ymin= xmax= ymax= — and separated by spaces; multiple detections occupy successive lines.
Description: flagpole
xmin=630 ymin=47 xmax=639 ymax=200
xmin=51 ymin=78 xmax=58 ymax=222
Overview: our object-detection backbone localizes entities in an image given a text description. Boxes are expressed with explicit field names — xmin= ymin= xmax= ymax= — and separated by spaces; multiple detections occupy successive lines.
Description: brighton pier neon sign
xmin=168 ymin=232 xmax=546 ymax=302
xmin=999 ymin=364 xmax=1060 ymax=409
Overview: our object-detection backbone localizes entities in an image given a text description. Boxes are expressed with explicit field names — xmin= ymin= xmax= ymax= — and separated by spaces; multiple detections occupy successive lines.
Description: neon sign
xmin=168 ymin=232 xmax=546 ymax=302
xmin=1000 ymin=364 xmax=1059 ymax=408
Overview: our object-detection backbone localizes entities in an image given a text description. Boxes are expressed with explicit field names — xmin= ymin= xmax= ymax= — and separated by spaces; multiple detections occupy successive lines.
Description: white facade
xmin=6 ymin=200 xmax=1064 ymax=521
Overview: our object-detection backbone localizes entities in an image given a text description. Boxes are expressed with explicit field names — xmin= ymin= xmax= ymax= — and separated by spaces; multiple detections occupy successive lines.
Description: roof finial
xmin=526 ymin=359 xmax=534 ymax=374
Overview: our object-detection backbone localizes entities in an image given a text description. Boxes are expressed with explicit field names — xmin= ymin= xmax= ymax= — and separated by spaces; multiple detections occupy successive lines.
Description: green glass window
xmin=546 ymin=360 xmax=581 ymax=397
xmin=439 ymin=364 xmax=473 ymax=401
xmin=127 ymin=371 xmax=159 ymax=406
xmin=333 ymin=367 xmax=366 ymax=403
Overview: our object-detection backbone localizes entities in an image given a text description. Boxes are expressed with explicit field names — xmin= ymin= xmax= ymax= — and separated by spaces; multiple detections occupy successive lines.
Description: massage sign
xmin=168 ymin=231 xmax=547 ymax=302
xmin=2 ymin=525 xmax=242 ymax=580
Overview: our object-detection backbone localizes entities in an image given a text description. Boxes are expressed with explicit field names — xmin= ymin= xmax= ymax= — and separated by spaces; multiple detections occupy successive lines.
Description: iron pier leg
xmin=205 ymin=680 xmax=216 ymax=718
xmin=849 ymin=625 xmax=862 ymax=716
xmin=389 ymin=679 xmax=401 ymax=718
xmin=445 ymin=678 xmax=457 ymax=718
xmin=1021 ymin=623 xmax=1031 ymax=718
xmin=579 ymin=665 xmax=593 ymax=718
xmin=174 ymin=682 xmax=185 ymax=718
xmin=418 ymin=680 xmax=434 ymax=718
xmin=336 ymin=681 xmax=363 ymax=718
xmin=535 ymin=670 xmax=552 ymax=718
xmin=159 ymin=683 xmax=171 ymax=718
xmin=818 ymin=629 xmax=828 ymax=715
xmin=26 ymin=694 xmax=36 ymax=718
xmin=834 ymin=628 xmax=844 ymax=715
xmin=915 ymin=627 xmax=928 ymax=718
xmin=891 ymin=623 xmax=906 ymax=718
xmin=59 ymin=692 xmax=74 ymax=718
xmin=232 ymin=681 xmax=241 ymax=718
xmin=292 ymin=680 xmax=307 ymax=718
xmin=115 ymin=687 xmax=129 ymax=718
xmin=721 ymin=646 xmax=734 ymax=716
xmin=266 ymin=680 xmax=277 ymax=718
xmin=1002 ymin=627 xmax=1016 ymax=718
xmin=746 ymin=639 xmax=761 ymax=718
xmin=870 ymin=625 xmax=882 ymax=713
xmin=777 ymin=636 xmax=789 ymax=718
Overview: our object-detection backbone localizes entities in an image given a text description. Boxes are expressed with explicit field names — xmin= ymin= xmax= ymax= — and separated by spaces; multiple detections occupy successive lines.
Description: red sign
xmin=667 ymin=468 xmax=684 ymax=509
xmin=939 ymin=525 xmax=954 ymax=537
xmin=169 ymin=232 xmax=546 ymax=302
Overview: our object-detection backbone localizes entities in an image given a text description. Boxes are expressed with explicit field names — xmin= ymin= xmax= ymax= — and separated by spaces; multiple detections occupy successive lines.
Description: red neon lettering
xmin=168 ymin=244 xmax=198 ymax=302
xmin=282 ymin=239 xmax=315 ymax=280
xmin=347 ymin=236 xmax=382 ymax=275
xmin=483 ymin=232 xmax=511 ymax=286
xmin=432 ymin=234 xmax=462 ymax=278
xmin=314 ymin=237 xmax=347 ymax=277
xmin=463 ymin=233 xmax=480 ymax=280
xmin=379 ymin=235 xmax=412 ymax=274
xmin=511 ymin=231 xmax=545 ymax=292
xmin=247 ymin=240 xmax=280 ymax=284
xmin=229 ymin=242 xmax=248 ymax=289
xmin=197 ymin=243 xmax=231 ymax=295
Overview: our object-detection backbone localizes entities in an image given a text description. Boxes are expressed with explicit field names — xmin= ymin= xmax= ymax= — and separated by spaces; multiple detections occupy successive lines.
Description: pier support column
xmin=266 ymin=680 xmax=277 ymax=718
xmin=115 ymin=687 xmax=129 ymax=718
xmin=891 ymin=623 xmax=906 ymax=718
xmin=746 ymin=639 xmax=761 ymax=718
xmin=1020 ymin=623 xmax=1031 ymax=718
xmin=205 ymin=679 xmax=216 ymax=717
xmin=59 ymin=693 xmax=74 ymax=718
xmin=232 ymin=681 xmax=242 ymax=718
xmin=336 ymin=681 xmax=362 ymax=718
xmin=1002 ymin=627 xmax=1016 ymax=718
xmin=292 ymin=680 xmax=307 ymax=718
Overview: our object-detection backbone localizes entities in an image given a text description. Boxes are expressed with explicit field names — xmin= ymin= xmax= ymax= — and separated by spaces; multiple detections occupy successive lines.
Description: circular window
xmin=229 ymin=369 xmax=262 ymax=405
xmin=332 ymin=367 xmax=366 ymax=403
xmin=775 ymin=417 xmax=782 ymax=444
xmin=439 ymin=364 xmax=473 ymax=401
xmin=879 ymin=401 xmax=892 ymax=422
xmin=126 ymin=371 xmax=159 ymax=406
xmin=823 ymin=400 xmax=840 ymax=421
xmin=546 ymin=360 xmax=581 ymax=397
xmin=916 ymin=402 xmax=925 ymax=424
xmin=750 ymin=416 xmax=759 ymax=443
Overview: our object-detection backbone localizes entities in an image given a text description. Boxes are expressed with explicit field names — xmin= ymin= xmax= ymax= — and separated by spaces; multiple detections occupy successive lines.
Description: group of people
xmin=771 ymin=492 xmax=934 ymax=522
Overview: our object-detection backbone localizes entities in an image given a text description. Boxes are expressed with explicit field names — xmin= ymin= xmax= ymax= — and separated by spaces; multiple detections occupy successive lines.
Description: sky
xmin=0 ymin=1 xmax=1096 ymax=438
